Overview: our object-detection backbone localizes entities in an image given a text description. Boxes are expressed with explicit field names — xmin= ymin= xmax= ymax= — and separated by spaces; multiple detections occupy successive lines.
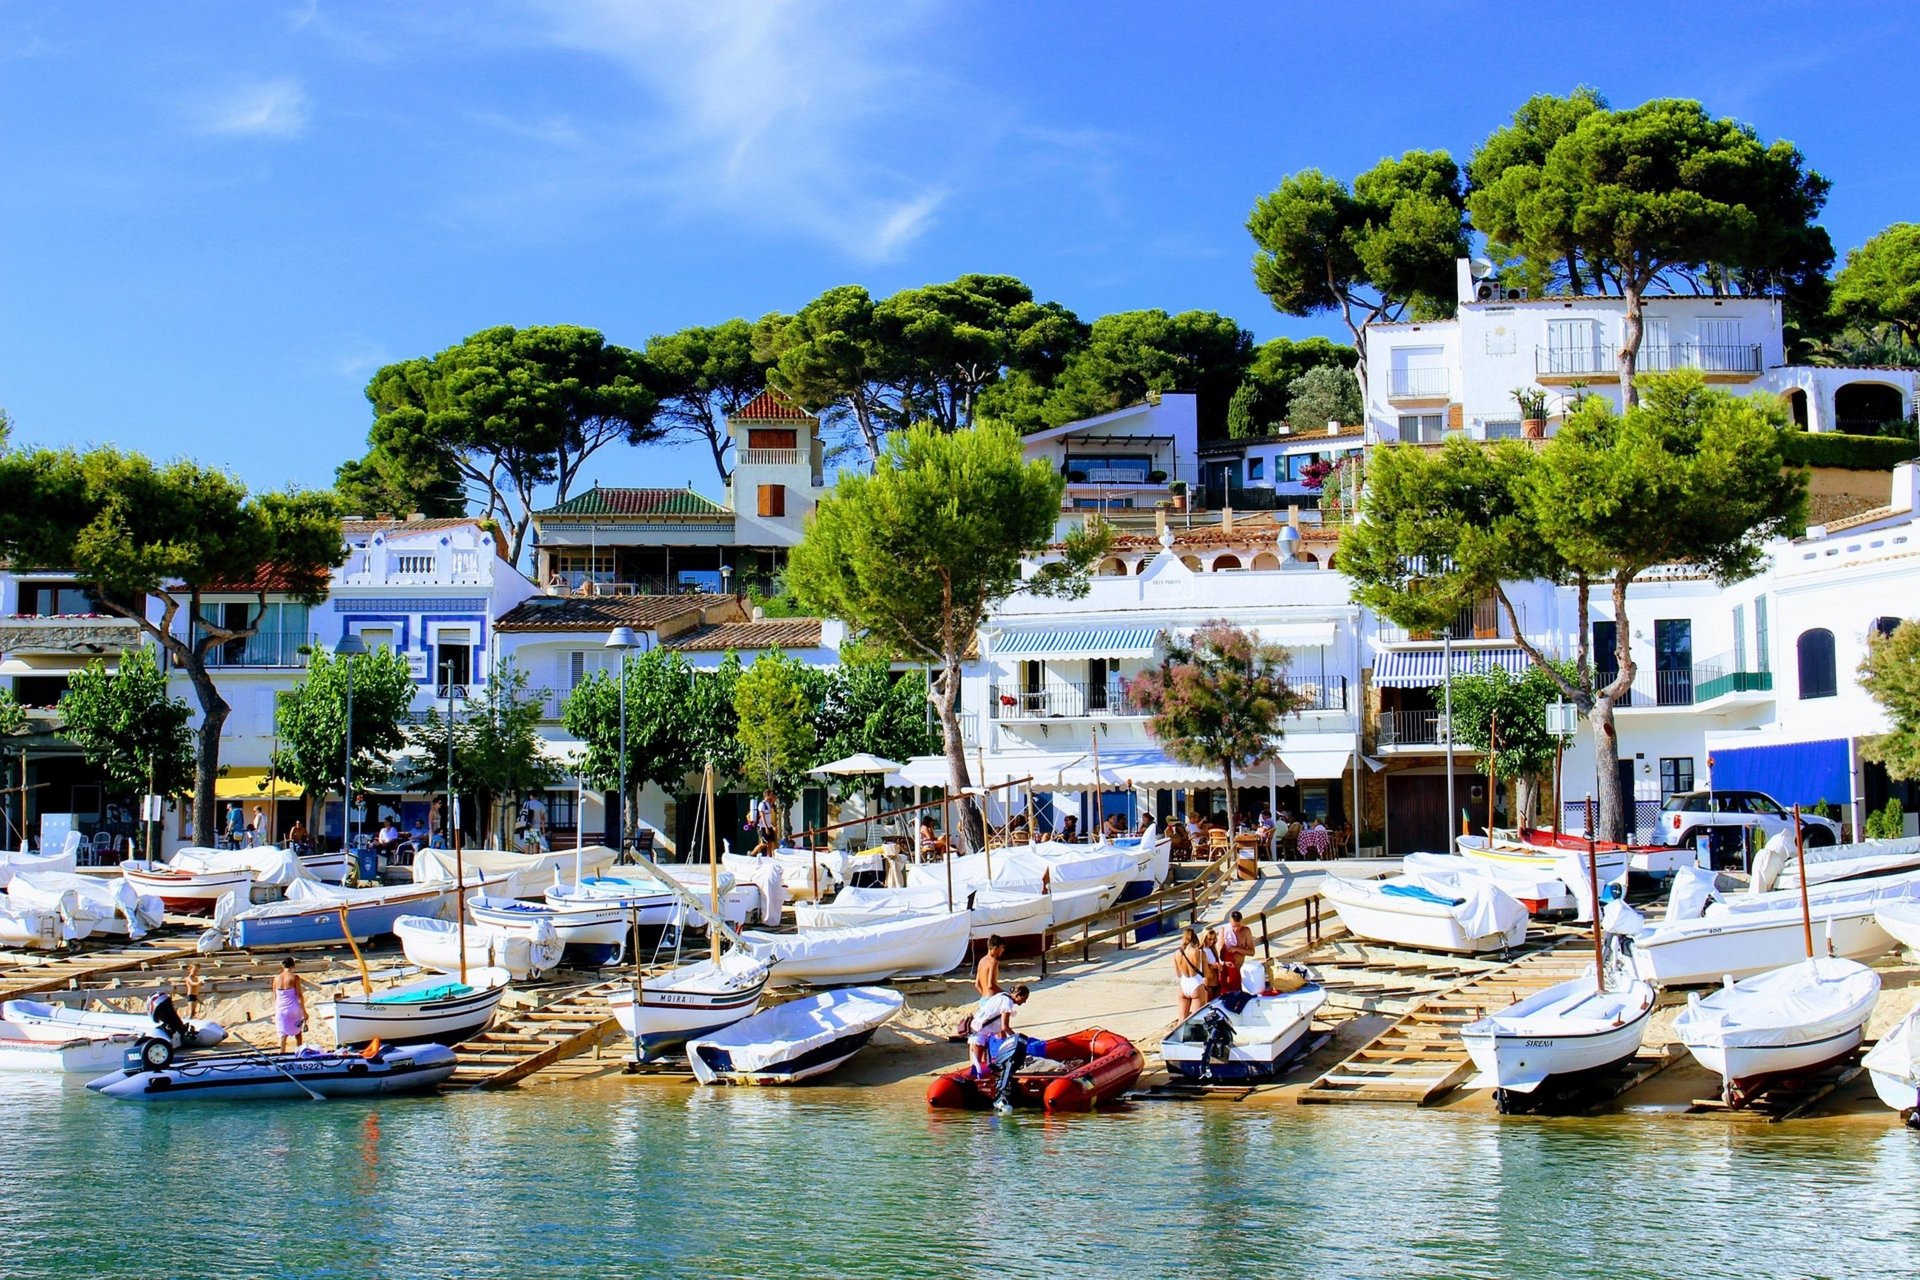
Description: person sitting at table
xmin=1134 ymin=812 xmax=1156 ymax=837
xmin=1101 ymin=812 xmax=1127 ymax=841
xmin=1298 ymin=816 xmax=1331 ymax=861
xmin=918 ymin=818 xmax=948 ymax=859
xmin=1060 ymin=815 xmax=1079 ymax=843
xmin=283 ymin=820 xmax=309 ymax=852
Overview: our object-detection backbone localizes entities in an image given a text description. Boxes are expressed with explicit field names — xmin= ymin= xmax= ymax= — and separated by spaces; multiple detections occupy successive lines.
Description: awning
xmin=213 ymin=768 xmax=304 ymax=801
xmin=1709 ymin=738 xmax=1849 ymax=810
xmin=992 ymin=626 xmax=1160 ymax=660
xmin=1372 ymin=647 xmax=1534 ymax=688
xmin=1171 ymin=622 xmax=1337 ymax=650
xmin=0 ymin=656 xmax=115 ymax=675
xmin=1275 ymin=749 xmax=1356 ymax=781
xmin=893 ymin=749 xmax=1232 ymax=791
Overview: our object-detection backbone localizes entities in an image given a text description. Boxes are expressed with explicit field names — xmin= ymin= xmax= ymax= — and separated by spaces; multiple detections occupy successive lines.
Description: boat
xmin=394 ymin=913 xmax=563 ymax=981
xmin=687 ymin=986 xmax=902 ymax=1085
xmin=471 ymin=895 xmax=627 ymax=962
xmin=793 ymin=885 xmax=1052 ymax=953
xmin=762 ymin=848 xmax=847 ymax=902
xmin=1620 ymin=878 xmax=1918 ymax=987
xmin=0 ymin=1022 xmax=133 ymax=1075
xmin=1458 ymin=834 xmax=1634 ymax=882
xmin=170 ymin=844 xmax=341 ymax=886
xmin=120 ymin=860 xmax=260 ymax=914
xmin=2 ymin=998 xmax=226 ymax=1048
xmin=1751 ymin=834 xmax=1920 ymax=893
xmin=86 ymin=1041 xmax=459 ymax=1102
xmin=1401 ymin=852 xmax=1578 ymax=917
xmin=925 ymin=1028 xmax=1145 ymax=1111
xmin=606 ymin=952 xmax=770 ymax=1059
xmin=212 ymin=879 xmax=459 ymax=950
xmin=1162 ymin=983 xmax=1327 ymax=1083
xmin=1862 ymin=997 xmax=1920 ymax=1122
xmin=1674 ymin=956 xmax=1880 ymax=1106
xmin=1320 ymin=873 xmax=1529 ymax=955
xmin=553 ymin=871 xmax=745 ymax=930
xmin=0 ymin=833 xmax=82 ymax=888
xmin=322 ymin=968 xmax=511 ymax=1047
xmin=717 ymin=854 xmax=787 ymax=925
xmin=414 ymin=844 xmax=618 ymax=900
xmin=1461 ymin=970 xmax=1656 ymax=1103
xmin=1102 ymin=835 xmax=1173 ymax=898
xmin=8 ymin=871 xmax=165 ymax=940
xmin=742 ymin=910 xmax=971 ymax=985
xmin=1874 ymin=900 xmax=1920 ymax=952
xmin=0 ymin=904 xmax=66 ymax=949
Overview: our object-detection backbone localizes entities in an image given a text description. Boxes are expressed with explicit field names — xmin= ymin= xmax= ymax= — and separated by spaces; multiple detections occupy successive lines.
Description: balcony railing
xmin=1535 ymin=343 xmax=1763 ymax=377
xmin=1288 ymin=679 xmax=1349 ymax=713
xmin=1388 ymin=368 xmax=1449 ymax=399
xmin=991 ymin=680 xmax=1145 ymax=720
xmin=739 ymin=448 xmax=801 ymax=466
xmin=202 ymin=631 xmax=314 ymax=669
xmin=1378 ymin=709 xmax=1443 ymax=747
xmin=1377 ymin=598 xmax=1507 ymax=644
xmin=1598 ymin=652 xmax=1772 ymax=709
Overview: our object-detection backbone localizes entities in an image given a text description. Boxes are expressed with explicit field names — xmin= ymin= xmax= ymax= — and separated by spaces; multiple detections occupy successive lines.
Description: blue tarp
xmin=1710 ymin=738 xmax=1850 ymax=809
xmin=1381 ymin=882 xmax=1466 ymax=908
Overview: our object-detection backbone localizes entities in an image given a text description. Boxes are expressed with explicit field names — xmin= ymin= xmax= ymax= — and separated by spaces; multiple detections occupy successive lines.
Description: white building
xmin=1019 ymin=392 xmax=1202 ymax=514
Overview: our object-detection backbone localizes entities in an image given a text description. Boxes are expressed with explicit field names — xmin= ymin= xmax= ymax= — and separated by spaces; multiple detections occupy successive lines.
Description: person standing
xmin=974 ymin=936 xmax=1005 ymax=998
xmin=749 ymin=790 xmax=778 ymax=852
xmin=224 ymin=802 xmax=245 ymax=849
xmin=970 ymin=984 xmax=1029 ymax=1079
xmin=1173 ymin=927 xmax=1209 ymax=1020
xmin=183 ymin=962 xmax=205 ymax=1021
xmin=250 ymin=804 xmax=269 ymax=848
xmin=272 ymin=958 xmax=308 ymax=1053
xmin=1218 ymin=910 xmax=1254 ymax=996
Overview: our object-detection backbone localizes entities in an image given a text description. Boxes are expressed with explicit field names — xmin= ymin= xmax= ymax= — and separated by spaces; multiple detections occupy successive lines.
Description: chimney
xmin=1154 ymin=508 xmax=1167 ymax=538
xmin=1287 ymin=504 xmax=1301 ymax=529
xmin=1326 ymin=420 xmax=1340 ymax=436
xmin=407 ymin=512 xmax=426 ymax=523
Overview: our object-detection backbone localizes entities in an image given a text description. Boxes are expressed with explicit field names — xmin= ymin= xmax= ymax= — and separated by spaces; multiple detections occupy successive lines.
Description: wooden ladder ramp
xmin=446 ymin=980 xmax=625 ymax=1090
xmin=1298 ymin=935 xmax=1592 ymax=1106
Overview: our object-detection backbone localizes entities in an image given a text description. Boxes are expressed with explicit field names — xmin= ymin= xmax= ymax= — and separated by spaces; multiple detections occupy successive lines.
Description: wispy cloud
xmin=196 ymin=77 xmax=311 ymax=138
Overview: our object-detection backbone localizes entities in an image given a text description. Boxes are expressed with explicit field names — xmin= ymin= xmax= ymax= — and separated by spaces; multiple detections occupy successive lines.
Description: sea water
xmin=4 ymin=1075 xmax=1917 ymax=1279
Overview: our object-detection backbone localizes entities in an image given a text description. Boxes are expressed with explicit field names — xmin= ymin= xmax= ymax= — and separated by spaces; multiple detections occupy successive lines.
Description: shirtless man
xmin=974 ymin=936 xmax=1005 ymax=999
xmin=1218 ymin=910 xmax=1254 ymax=995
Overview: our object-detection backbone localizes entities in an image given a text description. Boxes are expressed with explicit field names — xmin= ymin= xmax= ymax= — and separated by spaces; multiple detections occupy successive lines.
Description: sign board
xmin=38 ymin=813 xmax=75 ymax=848
xmin=141 ymin=794 xmax=165 ymax=822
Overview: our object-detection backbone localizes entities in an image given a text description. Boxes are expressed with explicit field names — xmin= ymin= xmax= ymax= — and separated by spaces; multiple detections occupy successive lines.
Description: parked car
xmin=1657 ymin=789 xmax=1841 ymax=866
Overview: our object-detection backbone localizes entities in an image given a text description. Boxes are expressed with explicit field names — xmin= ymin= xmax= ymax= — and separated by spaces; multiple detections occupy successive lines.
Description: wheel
xmin=136 ymin=1036 xmax=175 ymax=1071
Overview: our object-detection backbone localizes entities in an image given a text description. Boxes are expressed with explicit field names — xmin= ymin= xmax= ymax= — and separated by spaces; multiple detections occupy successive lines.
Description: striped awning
xmin=992 ymin=626 xmax=1160 ymax=660
xmin=1372 ymin=647 xmax=1534 ymax=688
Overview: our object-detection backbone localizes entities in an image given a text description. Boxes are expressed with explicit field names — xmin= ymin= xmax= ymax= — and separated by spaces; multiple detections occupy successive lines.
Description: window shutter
xmin=758 ymin=484 xmax=786 ymax=517
xmin=569 ymin=651 xmax=585 ymax=689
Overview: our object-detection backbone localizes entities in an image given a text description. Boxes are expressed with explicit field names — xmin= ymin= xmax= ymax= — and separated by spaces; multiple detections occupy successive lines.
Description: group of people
xmin=222 ymin=803 xmax=271 ymax=849
xmin=1171 ymin=910 xmax=1268 ymax=1020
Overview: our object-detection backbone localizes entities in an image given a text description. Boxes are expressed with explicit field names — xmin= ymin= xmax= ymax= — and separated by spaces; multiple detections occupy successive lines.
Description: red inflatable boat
xmin=926 ymin=1028 xmax=1143 ymax=1112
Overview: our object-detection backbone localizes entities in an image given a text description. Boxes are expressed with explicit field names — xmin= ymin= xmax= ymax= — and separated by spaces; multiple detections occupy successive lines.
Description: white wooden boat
xmin=743 ymin=910 xmax=970 ymax=985
xmin=1875 ymin=900 xmax=1920 ymax=952
xmin=414 ymin=844 xmax=617 ymax=900
xmin=1862 ymin=997 xmax=1920 ymax=1120
xmin=718 ymin=854 xmax=787 ymax=925
xmin=555 ymin=872 xmax=745 ymax=929
xmin=471 ymin=894 xmax=628 ymax=959
xmin=1751 ymin=834 xmax=1920 ymax=893
xmin=0 ymin=834 xmax=81 ymax=888
xmin=1320 ymin=873 xmax=1529 ymax=955
xmin=87 ymin=1042 xmax=459 ymax=1102
xmin=10 ymin=871 xmax=165 ymax=939
xmin=1162 ymin=982 xmax=1327 ymax=1082
xmin=1623 ymin=881 xmax=1916 ymax=987
xmin=1402 ymin=852 xmax=1577 ymax=916
xmin=1458 ymin=834 xmax=1634 ymax=881
xmin=687 ymin=986 xmax=902 ymax=1085
xmin=607 ymin=952 xmax=770 ymax=1059
xmin=764 ymin=848 xmax=847 ymax=901
xmin=322 ymin=968 xmax=510 ymax=1047
xmin=121 ymin=860 xmax=259 ymax=914
xmin=0 ymin=1021 xmax=132 ymax=1074
xmin=213 ymin=879 xmax=459 ymax=949
xmin=1461 ymin=970 xmax=1656 ymax=1098
xmin=0 ymin=904 xmax=66 ymax=949
xmin=394 ymin=913 xmax=562 ymax=981
xmin=794 ymin=885 xmax=1051 ymax=947
xmin=170 ymin=844 xmax=338 ymax=886
xmin=1 ymin=998 xmax=226 ymax=1048
xmin=1674 ymin=956 xmax=1880 ymax=1105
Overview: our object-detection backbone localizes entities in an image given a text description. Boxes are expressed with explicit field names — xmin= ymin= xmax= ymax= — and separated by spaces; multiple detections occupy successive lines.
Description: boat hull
xmin=1629 ymin=904 xmax=1896 ymax=987
xmin=1162 ymin=992 xmax=1324 ymax=1083
xmin=690 ymin=1026 xmax=877 ymax=1085
xmin=122 ymin=866 xmax=255 ymax=915
xmin=926 ymin=1029 xmax=1144 ymax=1111
xmin=325 ymin=971 xmax=509 ymax=1047
xmin=87 ymin=1044 xmax=458 ymax=1102
xmin=608 ymin=975 xmax=768 ymax=1058
xmin=1 ymin=999 xmax=226 ymax=1048
xmin=1460 ymin=982 xmax=1656 ymax=1093
xmin=231 ymin=888 xmax=451 ymax=949
xmin=0 ymin=1031 xmax=131 ymax=1075
xmin=1687 ymin=1024 xmax=1866 ymax=1102
xmin=686 ymin=987 xmax=900 ymax=1086
xmin=1321 ymin=882 xmax=1525 ymax=955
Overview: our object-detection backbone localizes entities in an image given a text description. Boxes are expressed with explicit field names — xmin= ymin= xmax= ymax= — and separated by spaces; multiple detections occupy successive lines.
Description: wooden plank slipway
xmin=445 ymin=979 xmax=626 ymax=1090
xmin=1297 ymin=934 xmax=1592 ymax=1106
xmin=0 ymin=935 xmax=204 ymax=1002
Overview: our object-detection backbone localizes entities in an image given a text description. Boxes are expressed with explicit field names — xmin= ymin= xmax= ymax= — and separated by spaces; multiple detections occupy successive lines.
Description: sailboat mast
xmin=1586 ymin=795 xmax=1603 ymax=994
xmin=705 ymin=762 xmax=721 ymax=965
xmin=1794 ymin=804 xmax=1813 ymax=959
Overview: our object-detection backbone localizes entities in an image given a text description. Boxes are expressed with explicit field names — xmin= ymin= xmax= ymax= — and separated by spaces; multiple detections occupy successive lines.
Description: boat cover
xmin=1403 ymin=853 xmax=1565 ymax=904
xmin=414 ymin=845 xmax=616 ymax=899
xmin=8 ymin=871 xmax=163 ymax=939
xmin=395 ymin=913 xmax=562 ymax=980
xmin=1383 ymin=882 xmax=1464 ymax=908
xmin=691 ymin=986 xmax=902 ymax=1072
xmin=1665 ymin=865 xmax=1723 ymax=922
xmin=1674 ymin=956 xmax=1880 ymax=1049
xmin=743 ymin=909 xmax=970 ymax=981
xmin=170 ymin=846 xmax=314 ymax=888
xmin=1752 ymin=833 xmax=1920 ymax=893
xmin=0 ymin=833 xmax=82 ymax=887
xmin=1862 ymin=1001 xmax=1920 ymax=1089
xmin=719 ymin=854 xmax=787 ymax=922
xmin=0 ymin=905 xmax=66 ymax=946
xmin=1398 ymin=874 xmax=1529 ymax=940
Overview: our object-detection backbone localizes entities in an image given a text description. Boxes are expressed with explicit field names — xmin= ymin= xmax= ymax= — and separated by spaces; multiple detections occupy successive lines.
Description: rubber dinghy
xmin=2 ymin=998 xmax=226 ymax=1048
xmin=926 ymin=1028 xmax=1144 ymax=1111
xmin=688 ymin=987 xmax=902 ymax=1085
xmin=607 ymin=951 xmax=770 ymax=1060
xmin=0 ymin=1022 xmax=136 ymax=1075
xmin=1320 ymin=873 xmax=1529 ymax=955
xmin=324 ymin=968 xmax=511 ymax=1047
xmin=1862 ymin=997 xmax=1920 ymax=1122
xmin=1162 ymin=983 xmax=1327 ymax=1083
xmin=1675 ymin=956 xmax=1880 ymax=1107
xmin=1461 ymin=969 xmax=1656 ymax=1103
xmin=742 ymin=910 xmax=971 ymax=986
xmin=87 ymin=1042 xmax=458 ymax=1102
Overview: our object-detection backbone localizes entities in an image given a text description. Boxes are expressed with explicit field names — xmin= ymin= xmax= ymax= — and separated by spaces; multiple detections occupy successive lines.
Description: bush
xmin=1866 ymin=798 xmax=1907 ymax=840
xmin=1778 ymin=430 xmax=1917 ymax=471
xmin=1812 ymin=798 xmax=1838 ymax=822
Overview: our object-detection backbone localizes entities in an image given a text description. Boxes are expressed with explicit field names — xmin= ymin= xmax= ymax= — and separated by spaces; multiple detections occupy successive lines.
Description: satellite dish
xmin=1469 ymin=258 xmax=1496 ymax=280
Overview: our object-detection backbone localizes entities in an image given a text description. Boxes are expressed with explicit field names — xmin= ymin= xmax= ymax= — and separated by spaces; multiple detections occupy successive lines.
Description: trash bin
xmin=354 ymin=847 xmax=381 ymax=882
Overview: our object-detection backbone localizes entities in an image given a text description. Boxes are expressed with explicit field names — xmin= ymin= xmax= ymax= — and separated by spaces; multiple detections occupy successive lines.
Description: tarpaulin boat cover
xmin=1665 ymin=865 xmax=1723 ymax=923
xmin=1674 ymin=957 xmax=1880 ymax=1049
xmin=1397 ymin=874 xmax=1530 ymax=941
xmin=1862 ymin=1004 xmax=1920 ymax=1089
xmin=8 ymin=871 xmax=163 ymax=939
xmin=0 ymin=833 xmax=82 ymax=888
xmin=690 ymin=987 xmax=903 ymax=1073
xmin=719 ymin=854 xmax=787 ymax=922
xmin=170 ymin=846 xmax=314 ymax=888
xmin=414 ymin=845 xmax=616 ymax=899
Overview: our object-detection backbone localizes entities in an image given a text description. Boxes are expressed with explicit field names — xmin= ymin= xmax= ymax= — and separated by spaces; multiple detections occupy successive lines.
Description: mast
xmin=705 ymin=762 xmax=722 ymax=964
xmin=943 ymin=791 xmax=954 ymax=913
xmin=1794 ymin=804 xmax=1813 ymax=959
xmin=1487 ymin=711 xmax=1497 ymax=839
xmin=1090 ymin=732 xmax=1102 ymax=839
xmin=1586 ymin=795 xmax=1603 ymax=994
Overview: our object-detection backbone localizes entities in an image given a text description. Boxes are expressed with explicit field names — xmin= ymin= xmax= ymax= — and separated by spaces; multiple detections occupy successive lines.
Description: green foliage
xmin=1466 ymin=88 xmax=1610 ymax=294
xmin=272 ymin=646 xmax=419 ymax=807
xmin=562 ymin=647 xmax=704 ymax=797
xmin=1810 ymin=799 xmax=1838 ymax=822
xmin=1284 ymin=364 xmax=1363 ymax=431
xmin=1248 ymin=151 xmax=1468 ymax=399
xmin=1831 ymin=223 xmax=1920 ymax=348
xmin=811 ymin=660 xmax=939 ymax=794
xmin=686 ymin=652 xmax=744 ymax=785
xmin=1776 ymin=430 xmax=1916 ymax=471
xmin=410 ymin=663 xmax=558 ymax=844
xmin=56 ymin=647 xmax=195 ymax=796
xmin=1233 ymin=336 xmax=1358 ymax=433
xmin=976 ymin=309 xmax=1252 ymax=438
xmin=1225 ymin=382 xmax=1261 ymax=440
xmin=1512 ymin=387 xmax=1550 ymax=420
xmin=1445 ymin=662 xmax=1581 ymax=784
xmin=354 ymin=325 xmax=660 ymax=563
xmin=0 ymin=687 xmax=23 ymax=739
xmin=1866 ymin=799 xmax=1907 ymax=841
xmin=1861 ymin=620 xmax=1920 ymax=781
xmin=644 ymin=319 xmax=772 ymax=484
xmin=733 ymin=652 xmax=818 ymax=825
xmin=334 ymin=427 xmax=467 ymax=520
xmin=1127 ymin=622 xmax=1305 ymax=806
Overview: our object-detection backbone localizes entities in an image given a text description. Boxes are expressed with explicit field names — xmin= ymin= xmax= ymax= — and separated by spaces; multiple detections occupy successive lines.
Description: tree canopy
xmin=1861 ymin=620 xmax=1920 ymax=781
xmin=644 ymin=319 xmax=772 ymax=485
xmin=1228 ymin=336 xmax=1358 ymax=437
xmin=788 ymin=422 xmax=1106 ymax=845
xmin=733 ymin=652 xmax=818 ymax=838
xmin=1468 ymin=97 xmax=1831 ymax=404
xmin=1248 ymin=150 xmax=1468 ymax=406
xmin=346 ymin=325 xmax=660 ymax=563
xmin=1128 ymin=622 xmax=1304 ymax=821
xmin=1282 ymin=364 xmax=1364 ymax=434
xmin=0 ymin=445 xmax=342 ymax=844
xmin=1466 ymin=87 xmax=1611 ymax=296
xmin=56 ymin=646 xmax=194 ymax=799
xmin=1444 ymin=661 xmax=1581 ymax=826
xmin=272 ymin=646 xmax=419 ymax=836
xmin=1831 ymin=223 xmax=1920 ymax=350
xmin=410 ymin=663 xmax=558 ymax=845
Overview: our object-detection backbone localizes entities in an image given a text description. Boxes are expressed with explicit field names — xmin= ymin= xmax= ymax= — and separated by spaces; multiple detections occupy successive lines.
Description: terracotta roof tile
xmin=188 ymin=564 xmax=331 ymax=595
xmin=662 ymin=619 xmax=824 ymax=652
xmin=732 ymin=389 xmax=813 ymax=422
xmin=537 ymin=486 xmax=732 ymax=518
xmin=341 ymin=517 xmax=483 ymax=537
xmin=495 ymin=593 xmax=737 ymax=632
xmin=1817 ymin=501 xmax=1900 ymax=532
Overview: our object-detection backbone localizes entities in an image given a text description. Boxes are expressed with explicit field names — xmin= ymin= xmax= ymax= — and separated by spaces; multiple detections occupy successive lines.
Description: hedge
xmin=1778 ymin=430 xmax=1918 ymax=471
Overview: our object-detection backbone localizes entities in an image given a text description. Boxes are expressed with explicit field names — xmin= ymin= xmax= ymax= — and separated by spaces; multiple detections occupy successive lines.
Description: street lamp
xmin=719 ymin=563 xmax=733 ymax=596
xmin=1546 ymin=700 xmax=1578 ymax=834
xmin=605 ymin=626 xmax=640 ymax=856
xmin=335 ymin=633 xmax=367 ymax=855
xmin=1440 ymin=626 xmax=1455 ymax=852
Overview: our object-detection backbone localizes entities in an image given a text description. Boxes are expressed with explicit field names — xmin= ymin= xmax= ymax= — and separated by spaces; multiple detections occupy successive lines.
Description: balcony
xmin=1288 ymin=679 xmax=1350 ymax=713
xmin=202 ymin=631 xmax=314 ymax=670
xmin=739 ymin=448 xmax=801 ymax=466
xmin=1377 ymin=598 xmax=1508 ymax=644
xmin=1378 ymin=709 xmax=1442 ymax=748
xmin=1534 ymin=343 xmax=1763 ymax=382
xmin=991 ymin=680 xmax=1146 ymax=721
xmin=0 ymin=614 xmax=142 ymax=656
xmin=1605 ymin=651 xmax=1773 ymax=711
xmin=1387 ymin=368 xmax=1450 ymax=400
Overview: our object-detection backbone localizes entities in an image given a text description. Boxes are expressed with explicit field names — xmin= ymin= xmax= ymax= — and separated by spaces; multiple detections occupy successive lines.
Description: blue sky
xmin=3 ymin=0 xmax=1916 ymax=499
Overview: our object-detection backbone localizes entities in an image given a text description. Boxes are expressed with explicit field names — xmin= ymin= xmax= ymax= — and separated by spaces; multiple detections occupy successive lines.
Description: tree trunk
xmin=1591 ymin=572 xmax=1641 ymax=843
xmin=932 ymin=658 xmax=981 ymax=853
xmin=1516 ymin=775 xmax=1541 ymax=830
xmin=1563 ymin=252 xmax=1584 ymax=297
xmin=181 ymin=661 xmax=230 ymax=849
xmin=1618 ymin=281 xmax=1644 ymax=409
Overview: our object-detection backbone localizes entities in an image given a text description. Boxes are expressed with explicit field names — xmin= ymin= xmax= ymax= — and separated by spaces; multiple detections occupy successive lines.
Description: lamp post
xmin=334 ymin=633 xmax=367 ymax=855
xmin=1546 ymin=700 xmax=1578 ymax=835
xmin=605 ymin=626 xmax=640 ymax=857
xmin=1440 ymin=627 xmax=1455 ymax=853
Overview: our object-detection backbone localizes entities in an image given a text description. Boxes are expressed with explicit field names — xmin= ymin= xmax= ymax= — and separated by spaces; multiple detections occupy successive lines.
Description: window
xmin=745 ymin=428 xmax=797 ymax=450
xmin=1693 ymin=318 xmax=1745 ymax=371
xmin=1659 ymin=757 xmax=1695 ymax=800
xmin=1387 ymin=347 xmax=1447 ymax=398
xmin=1064 ymin=454 xmax=1153 ymax=483
xmin=1641 ymin=318 xmax=1672 ymax=370
xmin=13 ymin=675 xmax=68 ymax=708
xmin=1482 ymin=418 xmax=1522 ymax=441
xmin=1592 ymin=620 xmax=1619 ymax=681
xmin=1732 ymin=604 xmax=1747 ymax=671
xmin=1873 ymin=616 xmax=1902 ymax=640
xmin=16 ymin=582 xmax=99 ymax=616
xmin=1397 ymin=413 xmax=1444 ymax=444
xmin=1544 ymin=319 xmax=1602 ymax=374
xmin=1797 ymin=628 xmax=1837 ymax=699
xmin=1247 ymin=458 xmax=1265 ymax=481
xmin=757 ymin=484 xmax=786 ymax=517
xmin=436 ymin=630 xmax=474 ymax=691
xmin=1654 ymin=619 xmax=1693 ymax=705
xmin=359 ymin=627 xmax=396 ymax=653
xmin=1755 ymin=597 xmax=1770 ymax=672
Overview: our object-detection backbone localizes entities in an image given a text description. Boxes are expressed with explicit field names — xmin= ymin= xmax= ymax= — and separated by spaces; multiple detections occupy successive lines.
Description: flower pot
xmin=1522 ymin=417 xmax=1547 ymax=439
xmin=1171 ymin=495 xmax=1186 ymax=511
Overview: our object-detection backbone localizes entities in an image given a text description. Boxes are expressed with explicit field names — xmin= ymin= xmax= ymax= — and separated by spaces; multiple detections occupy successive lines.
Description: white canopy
xmin=810 ymin=753 xmax=905 ymax=777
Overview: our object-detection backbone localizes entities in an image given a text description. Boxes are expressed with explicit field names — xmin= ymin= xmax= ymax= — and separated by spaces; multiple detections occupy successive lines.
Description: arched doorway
xmin=1212 ymin=554 xmax=1243 ymax=571
xmin=1097 ymin=557 xmax=1128 ymax=576
xmin=1250 ymin=551 xmax=1281 ymax=571
xmin=1781 ymin=387 xmax=1809 ymax=428
xmin=1834 ymin=382 xmax=1907 ymax=435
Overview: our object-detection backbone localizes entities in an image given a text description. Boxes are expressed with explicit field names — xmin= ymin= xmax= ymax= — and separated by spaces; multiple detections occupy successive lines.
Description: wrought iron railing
xmin=990 ymin=680 xmax=1146 ymax=720
xmin=202 ymin=631 xmax=314 ymax=669
xmin=1378 ymin=709 xmax=1443 ymax=747
xmin=1535 ymin=343 xmax=1763 ymax=376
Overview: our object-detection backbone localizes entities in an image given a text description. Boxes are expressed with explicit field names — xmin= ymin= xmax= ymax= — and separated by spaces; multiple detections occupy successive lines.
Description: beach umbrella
xmin=810 ymin=755 xmax=907 ymax=847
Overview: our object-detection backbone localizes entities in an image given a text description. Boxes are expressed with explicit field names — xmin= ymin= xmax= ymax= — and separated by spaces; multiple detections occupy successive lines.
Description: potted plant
xmin=1167 ymin=479 xmax=1187 ymax=511
xmin=1067 ymin=469 xmax=1087 ymax=483
xmin=1513 ymin=387 xmax=1550 ymax=438
xmin=1147 ymin=469 xmax=1168 ymax=484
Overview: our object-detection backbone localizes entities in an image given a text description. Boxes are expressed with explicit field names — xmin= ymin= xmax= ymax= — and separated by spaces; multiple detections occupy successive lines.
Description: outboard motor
xmin=148 ymin=990 xmax=192 ymax=1046
xmin=1199 ymin=1007 xmax=1236 ymax=1080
